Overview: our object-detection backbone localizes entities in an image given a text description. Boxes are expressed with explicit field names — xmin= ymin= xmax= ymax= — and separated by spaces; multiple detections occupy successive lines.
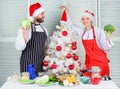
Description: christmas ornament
xmin=73 ymin=55 xmax=79 ymax=61
xmin=20 ymin=18 xmax=31 ymax=29
xmin=51 ymin=63 xmax=57 ymax=69
xmin=71 ymin=45 xmax=77 ymax=50
xmin=61 ymin=56 xmax=65 ymax=60
xmin=68 ymin=44 xmax=72 ymax=47
xmin=60 ymin=25 xmax=64 ymax=30
xmin=62 ymin=31 xmax=68 ymax=36
xmin=56 ymin=45 xmax=62 ymax=51
xmin=66 ymin=53 xmax=72 ymax=59
xmin=46 ymin=55 xmax=50 ymax=58
xmin=43 ymin=61 xmax=49 ymax=66
xmin=71 ymin=41 xmax=77 ymax=46
xmin=69 ymin=64 xmax=74 ymax=70
xmin=76 ymin=69 xmax=80 ymax=73
xmin=78 ymin=62 xmax=81 ymax=66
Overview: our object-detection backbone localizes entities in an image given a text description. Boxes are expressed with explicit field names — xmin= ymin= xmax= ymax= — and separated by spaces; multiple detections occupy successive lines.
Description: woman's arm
xmin=60 ymin=6 xmax=83 ymax=36
xmin=67 ymin=15 xmax=82 ymax=35
xmin=98 ymin=28 xmax=114 ymax=52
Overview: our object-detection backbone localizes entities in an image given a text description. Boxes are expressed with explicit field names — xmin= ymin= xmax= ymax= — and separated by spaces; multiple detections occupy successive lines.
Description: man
xmin=15 ymin=2 xmax=48 ymax=75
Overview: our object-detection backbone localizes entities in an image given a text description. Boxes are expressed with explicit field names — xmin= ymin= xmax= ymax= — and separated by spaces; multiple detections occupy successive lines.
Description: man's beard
xmin=36 ymin=18 xmax=44 ymax=23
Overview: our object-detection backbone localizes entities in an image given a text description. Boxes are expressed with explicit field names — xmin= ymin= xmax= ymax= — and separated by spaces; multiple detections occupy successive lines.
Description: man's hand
xmin=22 ymin=27 xmax=29 ymax=43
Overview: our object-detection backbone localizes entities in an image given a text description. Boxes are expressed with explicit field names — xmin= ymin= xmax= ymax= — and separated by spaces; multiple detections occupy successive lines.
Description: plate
xmin=19 ymin=79 xmax=35 ymax=84
xmin=36 ymin=81 xmax=55 ymax=86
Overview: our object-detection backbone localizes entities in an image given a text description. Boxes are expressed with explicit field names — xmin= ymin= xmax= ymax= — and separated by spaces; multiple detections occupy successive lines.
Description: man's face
xmin=35 ymin=12 xmax=45 ymax=23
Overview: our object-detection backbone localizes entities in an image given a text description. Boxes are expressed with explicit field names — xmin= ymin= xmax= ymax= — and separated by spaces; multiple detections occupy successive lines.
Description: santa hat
xmin=60 ymin=10 xmax=67 ymax=23
xmin=81 ymin=10 xmax=94 ymax=22
xmin=29 ymin=2 xmax=44 ymax=21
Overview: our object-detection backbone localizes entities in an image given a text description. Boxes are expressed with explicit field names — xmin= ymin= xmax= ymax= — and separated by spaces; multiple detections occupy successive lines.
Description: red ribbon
xmin=85 ymin=10 xmax=94 ymax=16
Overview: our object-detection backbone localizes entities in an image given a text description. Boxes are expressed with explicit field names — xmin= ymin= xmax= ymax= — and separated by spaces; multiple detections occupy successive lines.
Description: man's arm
xmin=15 ymin=28 xmax=31 ymax=51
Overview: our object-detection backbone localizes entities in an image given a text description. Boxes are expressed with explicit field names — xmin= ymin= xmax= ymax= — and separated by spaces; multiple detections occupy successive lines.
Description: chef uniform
xmin=66 ymin=10 xmax=114 ymax=77
xmin=15 ymin=2 xmax=48 ymax=75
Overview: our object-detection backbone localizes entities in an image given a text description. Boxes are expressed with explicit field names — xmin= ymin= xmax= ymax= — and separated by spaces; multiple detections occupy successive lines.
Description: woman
xmin=60 ymin=6 xmax=114 ymax=80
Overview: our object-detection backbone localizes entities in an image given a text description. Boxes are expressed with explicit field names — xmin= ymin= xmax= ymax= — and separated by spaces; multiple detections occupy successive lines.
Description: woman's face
xmin=81 ymin=16 xmax=92 ymax=27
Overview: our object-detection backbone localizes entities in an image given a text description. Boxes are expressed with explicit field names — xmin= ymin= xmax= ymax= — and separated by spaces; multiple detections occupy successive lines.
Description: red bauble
xmin=43 ymin=61 xmax=49 ymax=66
xmin=73 ymin=55 xmax=79 ymax=61
xmin=62 ymin=31 xmax=68 ymax=36
xmin=66 ymin=53 xmax=72 ymax=59
xmin=69 ymin=64 xmax=74 ymax=70
xmin=71 ymin=41 xmax=77 ymax=46
xmin=71 ymin=45 xmax=77 ymax=50
xmin=51 ymin=64 xmax=57 ymax=69
xmin=56 ymin=45 xmax=62 ymax=51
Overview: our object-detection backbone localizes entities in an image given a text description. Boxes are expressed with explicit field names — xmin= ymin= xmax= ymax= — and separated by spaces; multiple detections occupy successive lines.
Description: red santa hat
xmin=81 ymin=10 xmax=94 ymax=22
xmin=29 ymin=2 xmax=44 ymax=21
xmin=60 ymin=10 xmax=67 ymax=23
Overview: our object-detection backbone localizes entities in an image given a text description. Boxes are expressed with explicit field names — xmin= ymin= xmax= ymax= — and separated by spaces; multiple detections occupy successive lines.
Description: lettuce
xmin=20 ymin=18 xmax=31 ymax=29
xmin=36 ymin=75 xmax=49 ymax=85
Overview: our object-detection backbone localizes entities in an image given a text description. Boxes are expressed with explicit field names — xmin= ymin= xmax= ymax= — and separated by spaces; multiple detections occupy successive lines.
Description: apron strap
xmin=82 ymin=26 xmax=96 ymax=40
xmin=82 ymin=30 xmax=86 ymax=39
xmin=31 ymin=23 xmax=36 ymax=32
xmin=40 ymin=24 xmax=47 ymax=36
xmin=91 ymin=26 xmax=96 ymax=39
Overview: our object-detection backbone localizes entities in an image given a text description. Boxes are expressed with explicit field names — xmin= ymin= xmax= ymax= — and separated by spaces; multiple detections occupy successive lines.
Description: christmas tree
xmin=43 ymin=10 xmax=81 ymax=75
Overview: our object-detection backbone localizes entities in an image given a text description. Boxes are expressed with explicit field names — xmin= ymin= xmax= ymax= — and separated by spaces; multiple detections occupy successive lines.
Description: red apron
xmin=82 ymin=26 xmax=110 ymax=77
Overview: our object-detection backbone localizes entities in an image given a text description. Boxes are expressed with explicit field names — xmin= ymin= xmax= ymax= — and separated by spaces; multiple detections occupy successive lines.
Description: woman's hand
xmin=59 ymin=6 xmax=68 ymax=13
xmin=106 ymin=32 xmax=112 ymax=42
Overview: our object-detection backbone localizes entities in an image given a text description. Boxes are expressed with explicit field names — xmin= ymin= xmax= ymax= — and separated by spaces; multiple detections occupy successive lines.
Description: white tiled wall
xmin=100 ymin=0 xmax=120 ymax=88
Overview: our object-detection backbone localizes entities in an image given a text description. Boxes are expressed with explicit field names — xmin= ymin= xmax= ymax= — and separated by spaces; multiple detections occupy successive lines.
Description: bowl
xmin=90 ymin=77 xmax=101 ymax=85
xmin=79 ymin=76 xmax=90 ymax=84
